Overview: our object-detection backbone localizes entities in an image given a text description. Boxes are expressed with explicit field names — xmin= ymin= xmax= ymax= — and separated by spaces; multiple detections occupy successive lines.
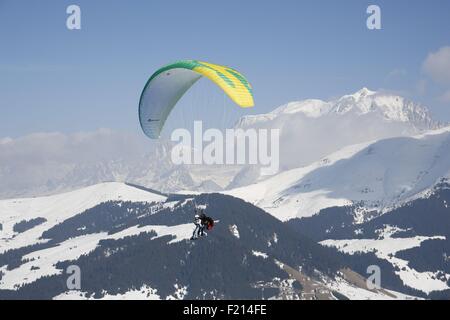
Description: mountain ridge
xmin=238 ymin=88 xmax=441 ymax=130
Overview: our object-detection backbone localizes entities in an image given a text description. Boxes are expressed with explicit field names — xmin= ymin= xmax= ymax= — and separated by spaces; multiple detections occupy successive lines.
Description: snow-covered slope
xmin=321 ymin=236 xmax=449 ymax=294
xmin=288 ymin=182 xmax=450 ymax=297
xmin=227 ymin=126 xmax=450 ymax=221
xmin=0 ymin=182 xmax=167 ymax=254
xmin=0 ymin=189 xmax=420 ymax=300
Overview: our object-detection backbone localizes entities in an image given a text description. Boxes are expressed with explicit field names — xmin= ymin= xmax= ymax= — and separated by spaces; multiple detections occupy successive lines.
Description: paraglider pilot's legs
xmin=192 ymin=224 xmax=200 ymax=239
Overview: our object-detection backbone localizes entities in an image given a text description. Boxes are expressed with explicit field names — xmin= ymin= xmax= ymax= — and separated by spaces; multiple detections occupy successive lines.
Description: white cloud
xmin=0 ymin=129 xmax=155 ymax=199
xmin=423 ymin=46 xmax=450 ymax=85
xmin=0 ymin=137 xmax=13 ymax=145
xmin=0 ymin=129 xmax=147 ymax=164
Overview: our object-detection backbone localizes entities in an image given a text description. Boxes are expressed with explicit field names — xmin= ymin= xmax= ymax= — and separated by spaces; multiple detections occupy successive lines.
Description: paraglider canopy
xmin=139 ymin=60 xmax=254 ymax=139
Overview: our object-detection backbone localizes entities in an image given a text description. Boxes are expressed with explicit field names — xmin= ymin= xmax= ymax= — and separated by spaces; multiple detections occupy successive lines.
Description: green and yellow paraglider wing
xmin=139 ymin=60 xmax=254 ymax=139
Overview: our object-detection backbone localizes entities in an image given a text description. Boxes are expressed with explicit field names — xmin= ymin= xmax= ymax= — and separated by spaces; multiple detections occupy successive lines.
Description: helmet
xmin=195 ymin=214 xmax=200 ymax=219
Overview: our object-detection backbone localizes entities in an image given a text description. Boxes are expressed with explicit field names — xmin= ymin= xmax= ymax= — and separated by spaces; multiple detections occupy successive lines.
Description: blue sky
xmin=1 ymin=0 xmax=450 ymax=137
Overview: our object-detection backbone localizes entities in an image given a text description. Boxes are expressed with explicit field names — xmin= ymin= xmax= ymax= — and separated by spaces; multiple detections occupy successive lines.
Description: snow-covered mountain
xmin=230 ymin=88 xmax=443 ymax=187
xmin=289 ymin=181 xmax=450 ymax=297
xmin=0 ymin=183 xmax=417 ymax=300
xmin=0 ymin=182 xmax=167 ymax=254
xmin=227 ymin=126 xmax=450 ymax=221
xmin=0 ymin=132 xmax=230 ymax=199
xmin=239 ymin=88 xmax=438 ymax=129
xmin=0 ymin=89 xmax=443 ymax=199
xmin=223 ymin=123 xmax=450 ymax=297
xmin=1 ymin=88 xmax=447 ymax=299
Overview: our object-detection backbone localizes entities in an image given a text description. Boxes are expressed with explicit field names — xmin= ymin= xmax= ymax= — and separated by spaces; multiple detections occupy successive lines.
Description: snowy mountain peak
xmin=236 ymin=88 xmax=440 ymax=131
xmin=346 ymin=87 xmax=377 ymax=99
xmin=331 ymin=88 xmax=438 ymax=129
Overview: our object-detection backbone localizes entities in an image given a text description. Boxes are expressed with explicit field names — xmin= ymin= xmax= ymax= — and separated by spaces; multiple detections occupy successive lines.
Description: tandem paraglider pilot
xmin=190 ymin=207 xmax=214 ymax=241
